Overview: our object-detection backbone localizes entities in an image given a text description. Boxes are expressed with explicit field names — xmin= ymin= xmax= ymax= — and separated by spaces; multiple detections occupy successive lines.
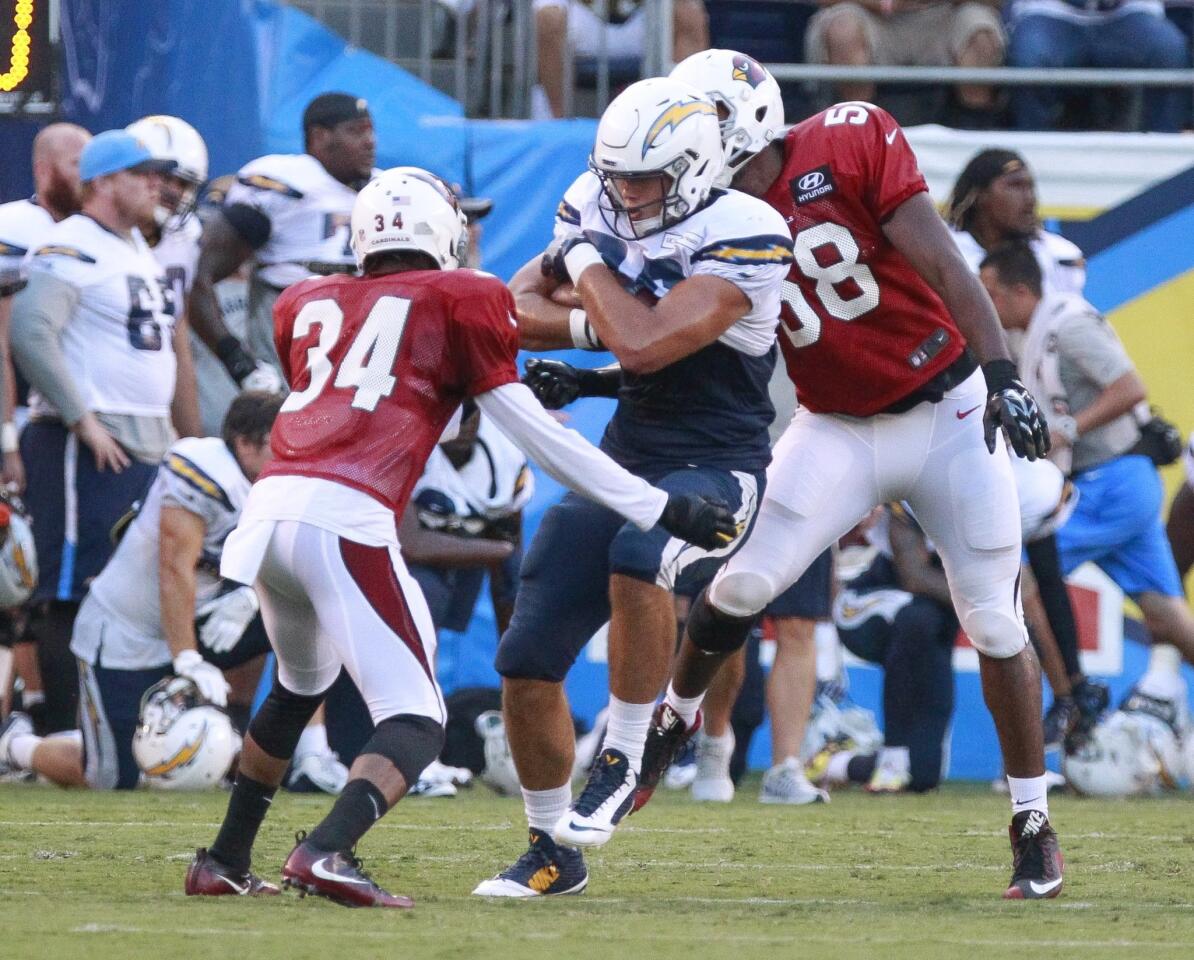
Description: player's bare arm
xmin=158 ymin=505 xmax=205 ymax=659
xmin=509 ymin=254 xmax=577 ymax=351
xmin=397 ymin=502 xmax=514 ymax=567
xmin=1070 ymin=369 xmax=1146 ymax=440
xmin=187 ymin=212 xmax=254 ymax=351
xmin=170 ymin=314 xmax=202 ymax=438
xmin=567 ymin=259 xmax=749 ymax=374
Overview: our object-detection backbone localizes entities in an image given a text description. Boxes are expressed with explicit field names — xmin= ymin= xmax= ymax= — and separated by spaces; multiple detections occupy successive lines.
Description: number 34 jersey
xmin=261 ymin=269 xmax=520 ymax=518
xmin=766 ymin=103 xmax=965 ymax=417
xmin=25 ymin=214 xmax=177 ymax=419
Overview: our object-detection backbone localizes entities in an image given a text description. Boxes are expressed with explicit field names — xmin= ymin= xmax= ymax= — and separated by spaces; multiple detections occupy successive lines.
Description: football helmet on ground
xmin=133 ymin=676 xmax=240 ymax=789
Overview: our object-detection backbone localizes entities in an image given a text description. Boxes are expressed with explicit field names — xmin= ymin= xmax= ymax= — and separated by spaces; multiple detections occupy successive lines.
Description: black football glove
xmin=982 ymin=358 xmax=1051 ymax=462
xmin=658 ymin=493 xmax=742 ymax=551
xmin=523 ymin=358 xmax=582 ymax=410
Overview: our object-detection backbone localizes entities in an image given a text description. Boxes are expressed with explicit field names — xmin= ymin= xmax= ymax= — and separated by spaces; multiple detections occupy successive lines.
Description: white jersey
xmin=952 ymin=226 xmax=1086 ymax=296
xmin=149 ymin=215 xmax=202 ymax=308
xmin=555 ymin=172 xmax=791 ymax=357
xmin=74 ymin=437 xmax=251 ymax=669
xmin=0 ymin=198 xmax=54 ymax=289
xmin=26 ymin=215 xmax=176 ymax=419
xmin=412 ymin=416 xmax=534 ymax=534
xmin=224 ymin=153 xmax=375 ymax=289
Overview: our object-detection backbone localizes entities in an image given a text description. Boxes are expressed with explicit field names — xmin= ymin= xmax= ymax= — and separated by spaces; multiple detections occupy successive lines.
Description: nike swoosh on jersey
xmin=311 ymin=858 xmax=373 ymax=885
xmin=885 ymin=130 xmax=899 ymax=145
xmin=1028 ymin=877 xmax=1062 ymax=896
xmin=956 ymin=405 xmax=981 ymax=420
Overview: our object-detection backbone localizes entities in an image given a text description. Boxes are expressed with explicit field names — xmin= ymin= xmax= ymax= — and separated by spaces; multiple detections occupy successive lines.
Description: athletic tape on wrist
xmin=563 ymin=242 xmax=605 ymax=285
xmin=569 ymin=309 xmax=603 ymax=351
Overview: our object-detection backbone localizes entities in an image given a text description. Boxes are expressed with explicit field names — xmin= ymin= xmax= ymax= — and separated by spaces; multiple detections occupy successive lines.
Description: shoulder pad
xmin=163 ymin=450 xmax=235 ymax=511
xmin=236 ymin=173 xmax=304 ymax=199
xmin=33 ymin=244 xmax=97 ymax=263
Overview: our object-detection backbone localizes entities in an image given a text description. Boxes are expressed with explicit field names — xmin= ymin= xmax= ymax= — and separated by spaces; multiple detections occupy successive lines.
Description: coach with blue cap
xmin=9 ymin=128 xmax=185 ymax=737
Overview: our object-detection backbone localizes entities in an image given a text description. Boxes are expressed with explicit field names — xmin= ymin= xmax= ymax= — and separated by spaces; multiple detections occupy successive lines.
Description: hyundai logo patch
xmin=791 ymin=165 xmax=836 ymax=205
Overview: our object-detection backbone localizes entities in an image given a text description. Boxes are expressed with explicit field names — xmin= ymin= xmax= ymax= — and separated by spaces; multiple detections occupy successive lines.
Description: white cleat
xmin=691 ymin=729 xmax=735 ymax=803
xmin=760 ymin=757 xmax=830 ymax=805
xmin=553 ymin=749 xmax=637 ymax=848
xmin=408 ymin=759 xmax=473 ymax=798
xmin=287 ymin=749 xmax=350 ymax=795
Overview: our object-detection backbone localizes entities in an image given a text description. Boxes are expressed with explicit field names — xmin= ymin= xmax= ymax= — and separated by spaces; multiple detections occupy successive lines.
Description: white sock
xmin=600 ymin=695 xmax=654 ymax=773
xmin=9 ymin=733 xmax=41 ymax=771
xmin=877 ymin=745 xmax=910 ymax=776
xmin=1007 ymin=774 xmax=1049 ymax=818
xmin=522 ymin=783 xmax=573 ymax=833
xmin=295 ymin=723 xmax=329 ymax=757
xmin=663 ymin=683 xmax=704 ymax=728
xmin=46 ymin=730 xmax=83 ymax=745
xmin=21 ymin=690 xmax=45 ymax=709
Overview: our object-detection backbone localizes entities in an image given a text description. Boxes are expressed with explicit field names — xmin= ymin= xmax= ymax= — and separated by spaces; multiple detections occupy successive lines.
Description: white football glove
xmin=196 ymin=585 xmax=260 ymax=655
xmin=172 ymin=649 xmax=229 ymax=707
xmin=240 ymin=361 xmax=286 ymax=395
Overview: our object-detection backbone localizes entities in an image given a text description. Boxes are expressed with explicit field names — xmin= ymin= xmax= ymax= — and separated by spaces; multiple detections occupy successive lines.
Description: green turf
xmin=1 ymin=780 xmax=1192 ymax=960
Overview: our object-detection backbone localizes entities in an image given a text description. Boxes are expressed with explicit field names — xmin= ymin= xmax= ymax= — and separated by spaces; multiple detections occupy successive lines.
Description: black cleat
xmin=632 ymin=702 xmax=701 ymax=815
xmin=472 ymin=829 xmax=588 ymax=897
xmin=1003 ymin=810 xmax=1064 ymax=900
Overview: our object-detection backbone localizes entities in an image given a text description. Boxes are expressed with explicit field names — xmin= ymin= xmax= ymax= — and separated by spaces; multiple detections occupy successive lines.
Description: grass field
xmin=1 ymin=780 xmax=1192 ymax=960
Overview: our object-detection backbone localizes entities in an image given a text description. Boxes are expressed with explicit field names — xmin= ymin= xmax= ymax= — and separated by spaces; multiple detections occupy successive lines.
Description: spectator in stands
xmin=9 ymin=132 xmax=179 ymax=737
xmin=532 ymin=0 xmax=710 ymax=118
xmin=1007 ymin=0 xmax=1190 ymax=133
xmin=809 ymin=504 xmax=956 ymax=794
xmin=981 ymin=243 xmax=1194 ymax=668
xmin=804 ymin=0 xmax=1006 ymax=128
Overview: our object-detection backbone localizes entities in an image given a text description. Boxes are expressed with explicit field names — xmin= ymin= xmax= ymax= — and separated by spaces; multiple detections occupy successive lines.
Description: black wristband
xmin=981 ymin=358 xmax=1019 ymax=394
xmin=575 ymin=367 xmax=621 ymax=399
xmin=215 ymin=335 xmax=257 ymax=385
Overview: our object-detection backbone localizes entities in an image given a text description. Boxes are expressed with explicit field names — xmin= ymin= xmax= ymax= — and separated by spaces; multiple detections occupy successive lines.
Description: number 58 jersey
xmin=766 ymin=103 xmax=965 ymax=417
xmin=260 ymin=269 xmax=520 ymax=516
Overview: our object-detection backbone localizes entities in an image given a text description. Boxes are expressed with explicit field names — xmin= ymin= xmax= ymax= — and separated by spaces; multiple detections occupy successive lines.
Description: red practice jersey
xmin=260 ymin=268 xmax=520 ymax=516
xmin=765 ymin=102 xmax=966 ymax=416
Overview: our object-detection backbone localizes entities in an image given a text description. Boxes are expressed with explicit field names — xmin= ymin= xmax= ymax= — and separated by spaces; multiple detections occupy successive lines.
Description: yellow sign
xmin=0 ymin=1 xmax=34 ymax=93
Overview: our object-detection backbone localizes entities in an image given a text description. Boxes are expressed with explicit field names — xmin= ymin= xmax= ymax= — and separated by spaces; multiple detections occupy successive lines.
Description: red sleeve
xmin=272 ymin=284 xmax=300 ymax=385
xmin=859 ymin=106 xmax=927 ymax=223
xmin=451 ymin=276 xmax=521 ymax=397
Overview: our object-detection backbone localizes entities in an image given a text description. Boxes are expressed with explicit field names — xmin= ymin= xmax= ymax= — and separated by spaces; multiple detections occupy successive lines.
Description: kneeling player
xmin=0 ymin=393 xmax=295 ymax=790
xmin=183 ymin=167 xmax=735 ymax=907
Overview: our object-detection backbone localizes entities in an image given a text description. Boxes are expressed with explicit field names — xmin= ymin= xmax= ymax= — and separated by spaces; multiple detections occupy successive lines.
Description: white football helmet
xmin=1064 ymin=712 xmax=1169 ymax=798
xmin=0 ymin=495 xmax=37 ymax=607
xmin=350 ymin=166 xmax=468 ymax=271
xmin=669 ymin=49 xmax=785 ymax=188
xmin=133 ymin=676 xmax=240 ymax=790
xmin=126 ymin=115 xmax=209 ymax=227
xmin=590 ymin=76 xmax=723 ymax=239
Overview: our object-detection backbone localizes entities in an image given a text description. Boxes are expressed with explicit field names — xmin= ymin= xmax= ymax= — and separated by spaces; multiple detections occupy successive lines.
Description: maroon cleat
xmin=184 ymin=848 xmax=281 ymax=897
xmin=1003 ymin=810 xmax=1064 ymax=900
xmin=281 ymin=834 xmax=413 ymax=909
xmin=631 ymin=702 xmax=701 ymax=815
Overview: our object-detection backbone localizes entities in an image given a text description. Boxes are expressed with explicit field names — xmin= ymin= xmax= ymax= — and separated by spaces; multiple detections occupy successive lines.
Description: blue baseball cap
xmin=79 ymin=130 xmax=177 ymax=183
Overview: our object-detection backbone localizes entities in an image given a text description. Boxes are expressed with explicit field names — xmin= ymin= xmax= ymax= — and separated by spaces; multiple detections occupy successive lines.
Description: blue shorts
xmin=1056 ymin=454 xmax=1183 ymax=598
xmin=765 ymin=548 xmax=834 ymax=620
xmin=496 ymin=465 xmax=764 ymax=682
xmin=22 ymin=421 xmax=156 ymax=602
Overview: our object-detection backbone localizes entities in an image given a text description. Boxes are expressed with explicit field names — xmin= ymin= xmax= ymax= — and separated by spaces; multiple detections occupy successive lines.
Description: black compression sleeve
xmin=222 ymin=203 xmax=272 ymax=249
xmin=1025 ymin=534 xmax=1083 ymax=680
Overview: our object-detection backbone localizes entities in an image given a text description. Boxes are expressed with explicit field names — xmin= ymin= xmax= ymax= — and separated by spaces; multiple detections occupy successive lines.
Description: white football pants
xmin=709 ymin=371 xmax=1029 ymax=659
xmin=255 ymin=520 xmax=446 ymax=724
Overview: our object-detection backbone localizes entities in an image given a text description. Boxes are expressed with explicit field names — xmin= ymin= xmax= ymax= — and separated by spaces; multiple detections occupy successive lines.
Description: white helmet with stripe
xmin=126 ymin=115 xmax=209 ymax=227
xmin=133 ymin=676 xmax=240 ymax=790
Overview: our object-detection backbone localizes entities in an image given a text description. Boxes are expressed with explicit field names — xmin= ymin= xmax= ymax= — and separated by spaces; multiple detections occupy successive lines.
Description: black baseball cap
xmin=451 ymin=182 xmax=493 ymax=222
xmin=302 ymin=92 xmax=371 ymax=133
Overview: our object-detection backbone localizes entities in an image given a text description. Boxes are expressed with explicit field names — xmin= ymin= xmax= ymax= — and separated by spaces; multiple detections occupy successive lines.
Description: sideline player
xmin=473 ymin=77 xmax=793 ymax=897
xmin=183 ymin=167 xmax=735 ymax=907
xmin=187 ymin=92 xmax=377 ymax=390
xmin=0 ymin=393 xmax=281 ymax=789
xmin=632 ymin=53 xmax=1060 ymax=901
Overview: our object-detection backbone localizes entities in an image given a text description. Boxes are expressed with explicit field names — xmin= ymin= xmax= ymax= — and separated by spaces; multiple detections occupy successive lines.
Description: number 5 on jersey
xmin=280 ymin=296 xmax=411 ymax=414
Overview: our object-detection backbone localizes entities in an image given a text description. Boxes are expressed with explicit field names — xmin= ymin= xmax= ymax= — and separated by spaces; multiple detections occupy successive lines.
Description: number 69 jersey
xmin=24 ymin=214 xmax=177 ymax=419
xmin=766 ymin=103 xmax=966 ymax=417
xmin=260 ymin=268 xmax=520 ymax=516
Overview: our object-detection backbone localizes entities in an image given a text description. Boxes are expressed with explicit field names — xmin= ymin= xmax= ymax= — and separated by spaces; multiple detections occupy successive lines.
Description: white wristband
xmin=0 ymin=422 xmax=17 ymax=454
xmin=569 ymin=309 xmax=604 ymax=351
xmin=563 ymin=242 xmax=605 ymax=286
